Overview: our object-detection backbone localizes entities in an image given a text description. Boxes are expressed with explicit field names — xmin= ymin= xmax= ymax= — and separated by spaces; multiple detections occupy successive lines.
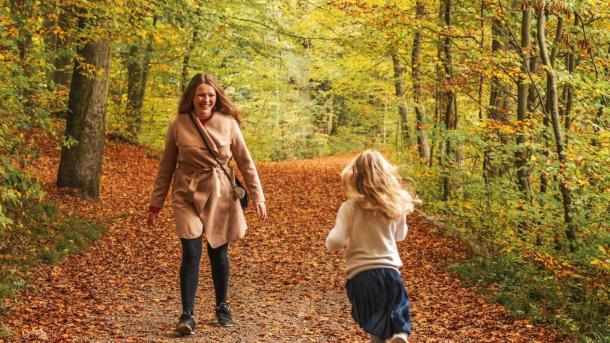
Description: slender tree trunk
xmin=429 ymin=44 xmax=443 ymax=168
xmin=536 ymin=2 xmax=576 ymax=242
xmin=326 ymin=94 xmax=336 ymax=135
xmin=488 ymin=18 xmax=509 ymax=122
xmin=52 ymin=5 xmax=76 ymax=90
xmin=391 ymin=52 xmax=411 ymax=149
xmin=124 ymin=44 xmax=144 ymax=141
xmin=484 ymin=18 xmax=504 ymax=183
xmin=592 ymin=44 xmax=609 ymax=147
xmin=139 ymin=16 xmax=156 ymax=102
xmin=515 ymin=4 xmax=532 ymax=197
xmin=562 ymin=44 xmax=574 ymax=144
xmin=9 ymin=0 xmax=34 ymax=102
xmin=123 ymin=16 xmax=156 ymax=143
xmin=411 ymin=0 xmax=431 ymax=159
xmin=540 ymin=14 xmax=563 ymax=193
xmin=181 ymin=28 xmax=199 ymax=91
xmin=57 ymin=19 xmax=111 ymax=199
xmin=477 ymin=0 xmax=485 ymax=120
xmin=440 ymin=0 xmax=456 ymax=201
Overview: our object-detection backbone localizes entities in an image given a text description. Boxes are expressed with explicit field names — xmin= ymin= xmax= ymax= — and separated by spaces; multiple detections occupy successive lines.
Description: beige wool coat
xmin=149 ymin=112 xmax=265 ymax=248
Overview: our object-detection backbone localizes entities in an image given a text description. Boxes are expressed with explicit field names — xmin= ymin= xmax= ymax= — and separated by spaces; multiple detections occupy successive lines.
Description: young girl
xmin=326 ymin=150 xmax=416 ymax=343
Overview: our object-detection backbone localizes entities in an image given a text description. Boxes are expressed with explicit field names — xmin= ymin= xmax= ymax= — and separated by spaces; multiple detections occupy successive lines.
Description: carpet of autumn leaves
xmin=0 ymin=135 xmax=568 ymax=342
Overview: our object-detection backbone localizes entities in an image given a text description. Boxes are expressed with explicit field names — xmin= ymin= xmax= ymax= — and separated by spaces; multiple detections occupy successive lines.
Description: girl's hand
xmin=147 ymin=211 xmax=159 ymax=228
xmin=255 ymin=202 xmax=267 ymax=221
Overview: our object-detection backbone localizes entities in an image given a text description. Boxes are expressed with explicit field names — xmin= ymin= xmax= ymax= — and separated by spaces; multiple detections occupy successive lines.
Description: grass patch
xmin=0 ymin=201 xmax=106 ymax=314
xmin=0 ymin=325 xmax=12 ymax=338
xmin=452 ymin=252 xmax=609 ymax=341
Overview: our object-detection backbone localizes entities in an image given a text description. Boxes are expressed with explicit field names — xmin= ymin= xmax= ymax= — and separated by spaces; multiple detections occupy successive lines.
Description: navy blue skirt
xmin=345 ymin=268 xmax=412 ymax=340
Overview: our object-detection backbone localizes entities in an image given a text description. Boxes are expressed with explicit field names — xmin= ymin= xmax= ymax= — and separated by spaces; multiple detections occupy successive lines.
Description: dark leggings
xmin=180 ymin=236 xmax=229 ymax=313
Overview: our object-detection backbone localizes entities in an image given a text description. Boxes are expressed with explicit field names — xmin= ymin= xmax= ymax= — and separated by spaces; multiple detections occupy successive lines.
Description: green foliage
xmin=0 ymin=325 xmax=11 ymax=338
xmin=453 ymin=251 xmax=609 ymax=340
xmin=0 ymin=157 xmax=45 ymax=229
xmin=0 ymin=201 xmax=106 ymax=314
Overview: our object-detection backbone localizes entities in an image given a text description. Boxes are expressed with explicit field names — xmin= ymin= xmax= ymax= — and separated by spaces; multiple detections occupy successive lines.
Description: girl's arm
xmin=326 ymin=202 xmax=351 ymax=251
xmin=395 ymin=214 xmax=409 ymax=242
xmin=149 ymin=122 xmax=178 ymax=209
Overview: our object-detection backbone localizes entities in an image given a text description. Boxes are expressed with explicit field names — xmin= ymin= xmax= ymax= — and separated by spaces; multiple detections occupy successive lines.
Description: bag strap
xmin=188 ymin=112 xmax=237 ymax=187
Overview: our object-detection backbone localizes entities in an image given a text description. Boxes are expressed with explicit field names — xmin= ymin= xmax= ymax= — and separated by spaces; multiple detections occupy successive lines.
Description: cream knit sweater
xmin=326 ymin=199 xmax=408 ymax=279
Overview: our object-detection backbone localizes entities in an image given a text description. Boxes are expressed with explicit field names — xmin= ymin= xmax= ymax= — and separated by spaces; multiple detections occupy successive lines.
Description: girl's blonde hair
xmin=341 ymin=150 xmax=416 ymax=219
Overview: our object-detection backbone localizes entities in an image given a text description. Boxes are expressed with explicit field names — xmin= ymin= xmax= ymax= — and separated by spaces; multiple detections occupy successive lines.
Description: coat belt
xmin=177 ymin=162 xmax=224 ymax=218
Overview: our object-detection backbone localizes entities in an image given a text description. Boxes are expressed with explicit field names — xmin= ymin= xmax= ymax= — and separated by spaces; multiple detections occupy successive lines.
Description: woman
xmin=147 ymin=73 xmax=267 ymax=336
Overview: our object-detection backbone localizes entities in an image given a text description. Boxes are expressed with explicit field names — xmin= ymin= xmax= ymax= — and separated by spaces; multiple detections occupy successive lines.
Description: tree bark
xmin=57 ymin=26 xmax=111 ymax=199
xmin=9 ymin=0 xmax=34 ymax=101
xmin=122 ymin=16 xmax=157 ymax=142
xmin=562 ymin=43 xmax=574 ymax=144
xmin=484 ymin=17 xmax=512 ymax=183
xmin=540 ymin=14 xmax=563 ymax=193
xmin=536 ymin=3 xmax=576 ymax=242
xmin=391 ymin=52 xmax=411 ymax=149
xmin=488 ymin=18 xmax=509 ymax=122
xmin=515 ymin=4 xmax=532 ymax=197
xmin=440 ymin=0 xmax=456 ymax=201
xmin=477 ymin=0 xmax=485 ymax=120
xmin=181 ymin=28 xmax=199 ymax=91
xmin=411 ymin=0 xmax=431 ymax=159
xmin=592 ymin=44 xmax=609 ymax=147
xmin=52 ymin=5 xmax=77 ymax=89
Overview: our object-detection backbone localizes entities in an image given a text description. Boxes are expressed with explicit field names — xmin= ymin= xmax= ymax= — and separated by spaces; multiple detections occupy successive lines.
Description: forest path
xmin=2 ymin=138 xmax=565 ymax=342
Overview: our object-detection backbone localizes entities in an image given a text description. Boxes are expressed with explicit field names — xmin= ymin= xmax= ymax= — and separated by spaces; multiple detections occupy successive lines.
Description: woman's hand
xmin=147 ymin=211 xmax=159 ymax=228
xmin=255 ymin=202 xmax=267 ymax=221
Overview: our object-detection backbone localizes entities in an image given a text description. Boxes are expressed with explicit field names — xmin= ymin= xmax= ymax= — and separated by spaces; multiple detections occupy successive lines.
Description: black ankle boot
xmin=176 ymin=310 xmax=196 ymax=336
xmin=215 ymin=303 xmax=234 ymax=327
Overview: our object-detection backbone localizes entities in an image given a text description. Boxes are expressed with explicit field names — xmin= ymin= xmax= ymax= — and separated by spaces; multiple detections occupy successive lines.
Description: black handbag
xmin=189 ymin=113 xmax=249 ymax=209
xmin=235 ymin=177 xmax=249 ymax=209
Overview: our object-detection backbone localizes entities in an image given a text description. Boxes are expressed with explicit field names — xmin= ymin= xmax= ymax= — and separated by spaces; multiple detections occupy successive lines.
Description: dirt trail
xmin=1 ymin=140 xmax=565 ymax=342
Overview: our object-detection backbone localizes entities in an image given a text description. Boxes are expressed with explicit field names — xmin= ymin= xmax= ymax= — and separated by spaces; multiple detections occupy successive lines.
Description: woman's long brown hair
xmin=178 ymin=73 xmax=241 ymax=123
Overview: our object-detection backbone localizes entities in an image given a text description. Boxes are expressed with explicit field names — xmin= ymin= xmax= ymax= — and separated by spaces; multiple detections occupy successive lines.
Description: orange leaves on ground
xmin=1 ymin=136 xmax=566 ymax=342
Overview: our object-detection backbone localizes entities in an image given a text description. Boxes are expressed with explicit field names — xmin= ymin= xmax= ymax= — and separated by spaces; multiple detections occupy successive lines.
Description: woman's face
xmin=193 ymin=83 xmax=217 ymax=116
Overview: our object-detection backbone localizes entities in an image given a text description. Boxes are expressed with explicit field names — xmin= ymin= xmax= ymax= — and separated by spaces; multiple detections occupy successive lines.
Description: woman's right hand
xmin=147 ymin=211 xmax=159 ymax=228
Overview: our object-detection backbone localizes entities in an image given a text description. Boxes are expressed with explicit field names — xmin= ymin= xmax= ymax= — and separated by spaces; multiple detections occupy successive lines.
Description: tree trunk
xmin=326 ymin=94 xmax=336 ymax=135
xmin=123 ymin=16 xmax=157 ymax=143
xmin=540 ymin=14 xmax=564 ymax=193
xmin=515 ymin=5 xmax=532 ymax=197
xmin=52 ymin=5 xmax=76 ymax=90
xmin=591 ymin=44 xmax=609 ymax=147
xmin=181 ymin=28 xmax=199 ymax=91
xmin=484 ymin=17 xmax=512 ymax=182
xmin=411 ymin=0 xmax=431 ymax=159
xmin=391 ymin=52 xmax=411 ymax=149
xmin=440 ymin=0 xmax=456 ymax=201
xmin=477 ymin=0 xmax=485 ymax=120
xmin=562 ymin=44 xmax=574 ymax=145
xmin=57 ymin=27 xmax=111 ymax=199
xmin=124 ymin=44 xmax=144 ymax=140
xmin=9 ymin=0 xmax=34 ymax=101
xmin=488 ymin=18 xmax=507 ymax=121
xmin=536 ymin=3 xmax=576 ymax=242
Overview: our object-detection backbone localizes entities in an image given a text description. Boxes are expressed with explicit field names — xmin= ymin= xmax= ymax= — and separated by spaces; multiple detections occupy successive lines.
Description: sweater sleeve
xmin=231 ymin=122 xmax=265 ymax=203
xmin=395 ymin=214 xmax=409 ymax=242
xmin=149 ymin=122 xmax=178 ymax=208
xmin=326 ymin=202 xmax=351 ymax=252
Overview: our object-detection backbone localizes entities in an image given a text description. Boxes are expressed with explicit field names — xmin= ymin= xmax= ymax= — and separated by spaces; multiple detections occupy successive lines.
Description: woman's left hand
xmin=255 ymin=202 xmax=267 ymax=221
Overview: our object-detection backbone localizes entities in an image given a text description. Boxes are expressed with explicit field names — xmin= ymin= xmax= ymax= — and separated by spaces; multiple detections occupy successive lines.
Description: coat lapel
xmin=190 ymin=111 xmax=219 ymax=157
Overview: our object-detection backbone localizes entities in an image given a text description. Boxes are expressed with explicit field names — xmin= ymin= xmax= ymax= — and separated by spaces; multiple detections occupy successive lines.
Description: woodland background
xmin=0 ymin=0 xmax=608 ymax=340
